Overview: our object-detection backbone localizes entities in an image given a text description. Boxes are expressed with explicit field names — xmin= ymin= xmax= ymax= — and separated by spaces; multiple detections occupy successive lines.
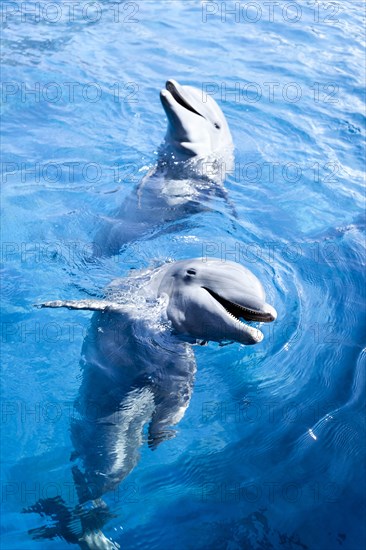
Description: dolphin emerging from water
xmin=27 ymin=259 xmax=276 ymax=548
xmin=160 ymin=79 xmax=233 ymax=159
xmin=93 ymin=80 xmax=234 ymax=256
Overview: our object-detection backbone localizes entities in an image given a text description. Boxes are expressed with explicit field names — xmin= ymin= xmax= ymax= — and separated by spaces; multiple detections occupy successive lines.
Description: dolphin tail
xmin=22 ymin=496 xmax=81 ymax=545
xmin=22 ymin=496 xmax=120 ymax=549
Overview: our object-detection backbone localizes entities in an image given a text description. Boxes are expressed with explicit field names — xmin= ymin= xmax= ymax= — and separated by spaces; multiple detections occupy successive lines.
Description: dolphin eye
xmin=186 ymin=269 xmax=196 ymax=276
xmin=214 ymin=123 xmax=221 ymax=129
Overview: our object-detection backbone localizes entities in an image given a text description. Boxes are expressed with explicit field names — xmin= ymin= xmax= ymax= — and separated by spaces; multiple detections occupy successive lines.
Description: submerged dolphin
xmin=27 ymin=259 xmax=276 ymax=548
xmin=93 ymin=80 xmax=234 ymax=256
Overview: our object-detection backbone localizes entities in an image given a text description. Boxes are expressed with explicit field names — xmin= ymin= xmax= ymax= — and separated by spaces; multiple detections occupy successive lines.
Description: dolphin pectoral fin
xmin=147 ymin=427 xmax=177 ymax=450
xmin=35 ymin=300 xmax=123 ymax=312
xmin=147 ymin=394 xmax=193 ymax=450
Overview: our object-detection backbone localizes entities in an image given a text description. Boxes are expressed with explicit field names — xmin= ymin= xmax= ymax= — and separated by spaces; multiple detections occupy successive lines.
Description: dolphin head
xmin=157 ymin=259 xmax=277 ymax=345
xmin=160 ymin=79 xmax=233 ymax=158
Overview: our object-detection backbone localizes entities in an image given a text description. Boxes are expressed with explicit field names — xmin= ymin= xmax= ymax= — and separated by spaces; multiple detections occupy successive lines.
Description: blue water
xmin=1 ymin=1 xmax=365 ymax=548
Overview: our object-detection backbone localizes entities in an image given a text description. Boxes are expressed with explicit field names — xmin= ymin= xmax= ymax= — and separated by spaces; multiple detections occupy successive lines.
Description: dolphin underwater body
xmin=93 ymin=80 xmax=234 ymax=256
xmin=27 ymin=259 xmax=276 ymax=548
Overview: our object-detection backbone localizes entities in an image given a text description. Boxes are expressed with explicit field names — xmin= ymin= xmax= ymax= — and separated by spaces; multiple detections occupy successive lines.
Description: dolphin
xmin=93 ymin=80 xmax=234 ymax=257
xmin=160 ymin=79 xmax=233 ymax=160
xmin=26 ymin=259 xmax=276 ymax=548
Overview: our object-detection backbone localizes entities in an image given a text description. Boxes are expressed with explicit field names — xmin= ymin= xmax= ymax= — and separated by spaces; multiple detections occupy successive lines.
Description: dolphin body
xmin=93 ymin=80 xmax=234 ymax=256
xmin=29 ymin=259 xmax=276 ymax=548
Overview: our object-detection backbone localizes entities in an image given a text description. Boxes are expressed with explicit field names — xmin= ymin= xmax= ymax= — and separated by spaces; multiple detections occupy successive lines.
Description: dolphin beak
xmin=201 ymin=287 xmax=277 ymax=345
xmin=261 ymin=303 xmax=277 ymax=322
xmin=161 ymin=79 xmax=205 ymax=118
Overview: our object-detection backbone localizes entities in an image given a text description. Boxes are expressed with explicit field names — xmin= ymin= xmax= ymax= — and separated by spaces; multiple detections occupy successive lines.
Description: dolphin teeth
xmin=202 ymin=287 xmax=276 ymax=323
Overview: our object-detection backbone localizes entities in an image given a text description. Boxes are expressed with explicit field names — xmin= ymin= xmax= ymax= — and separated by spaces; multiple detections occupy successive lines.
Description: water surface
xmin=1 ymin=1 xmax=365 ymax=549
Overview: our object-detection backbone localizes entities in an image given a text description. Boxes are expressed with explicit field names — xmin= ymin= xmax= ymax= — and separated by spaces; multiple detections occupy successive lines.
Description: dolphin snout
xmin=166 ymin=79 xmax=179 ymax=93
xmin=261 ymin=303 xmax=277 ymax=323
xmin=161 ymin=79 xmax=204 ymax=119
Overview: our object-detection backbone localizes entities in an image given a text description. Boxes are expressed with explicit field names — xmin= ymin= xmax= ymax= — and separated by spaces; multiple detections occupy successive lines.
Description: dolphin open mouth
xmin=202 ymin=287 xmax=276 ymax=324
xmin=165 ymin=80 xmax=205 ymax=119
